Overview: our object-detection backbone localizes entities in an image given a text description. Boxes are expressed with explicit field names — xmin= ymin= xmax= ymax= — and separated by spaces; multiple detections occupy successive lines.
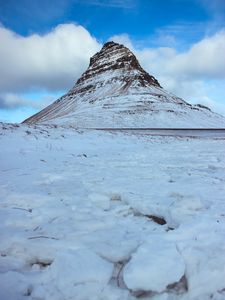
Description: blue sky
xmin=0 ymin=0 xmax=225 ymax=122
xmin=1 ymin=0 xmax=223 ymax=45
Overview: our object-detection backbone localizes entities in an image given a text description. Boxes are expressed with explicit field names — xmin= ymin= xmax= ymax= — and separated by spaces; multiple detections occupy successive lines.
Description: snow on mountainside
xmin=23 ymin=41 xmax=225 ymax=128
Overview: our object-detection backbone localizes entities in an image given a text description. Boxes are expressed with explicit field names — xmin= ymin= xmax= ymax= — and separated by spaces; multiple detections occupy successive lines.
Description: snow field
xmin=0 ymin=123 xmax=225 ymax=299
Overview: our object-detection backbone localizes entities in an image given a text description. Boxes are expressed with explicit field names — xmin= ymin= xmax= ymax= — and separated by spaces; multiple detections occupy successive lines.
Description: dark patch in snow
xmin=12 ymin=207 xmax=32 ymax=213
xmin=131 ymin=290 xmax=156 ymax=298
xmin=145 ymin=215 xmax=167 ymax=225
xmin=167 ymin=275 xmax=188 ymax=293
xmin=23 ymin=285 xmax=33 ymax=296
xmin=30 ymin=259 xmax=53 ymax=269
xmin=109 ymin=261 xmax=128 ymax=289
xmin=28 ymin=235 xmax=59 ymax=240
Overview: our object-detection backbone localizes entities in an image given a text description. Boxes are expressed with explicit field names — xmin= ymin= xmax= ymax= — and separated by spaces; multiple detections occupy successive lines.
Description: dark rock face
xmin=76 ymin=41 xmax=161 ymax=88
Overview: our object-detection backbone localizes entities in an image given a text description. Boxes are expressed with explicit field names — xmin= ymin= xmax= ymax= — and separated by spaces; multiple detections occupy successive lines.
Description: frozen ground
xmin=0 ymin=123 xmax=225 ymax=300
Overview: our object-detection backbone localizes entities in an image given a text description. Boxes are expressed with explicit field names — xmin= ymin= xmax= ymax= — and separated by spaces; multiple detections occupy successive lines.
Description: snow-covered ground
xmin=0 ymin=123 xmax=225 ymax=300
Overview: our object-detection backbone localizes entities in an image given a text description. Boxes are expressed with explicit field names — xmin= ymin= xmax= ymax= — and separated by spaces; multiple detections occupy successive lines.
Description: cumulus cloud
xmin=111 ymin=29 xmax=225 ymax=79
xmin=111 ymin=31 xmax=225 ymax=114
xmin=0 ymin=94 xmax=32 ymax=109
xmin=0 ymin=93 xmax=55 ymax=110
xmin=0 ymin=23 xmax=101 ymax=93
xmin=136 ymin=31 xmax=225 ymax=111
xmin=166 ymin=30 xmax=225 ymax=79
xmin=109 ymin=34 xmax=134 ymax=50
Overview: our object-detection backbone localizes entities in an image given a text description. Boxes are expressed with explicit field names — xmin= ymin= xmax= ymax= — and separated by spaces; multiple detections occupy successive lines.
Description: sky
xmin=0 ymin=0 xmax=225 ymax=122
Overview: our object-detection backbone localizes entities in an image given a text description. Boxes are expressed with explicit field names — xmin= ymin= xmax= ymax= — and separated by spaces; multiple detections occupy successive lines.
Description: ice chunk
xmin=123 ymin=238 xmax=185 ymax=293
xmin=49 ymin=248 xmax=113 ymax=287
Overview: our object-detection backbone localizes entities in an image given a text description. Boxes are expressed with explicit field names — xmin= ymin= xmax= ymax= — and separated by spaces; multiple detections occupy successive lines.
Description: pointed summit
xmin=23 ymin=42 xmax=225 ymax=127
xmin=76 ymin=41 xmax=161 ymax=88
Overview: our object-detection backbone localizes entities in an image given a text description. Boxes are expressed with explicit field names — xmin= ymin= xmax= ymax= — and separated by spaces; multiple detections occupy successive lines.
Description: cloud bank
xmin=111 ymin=30 xmax=225 ymax=80
xmin=111 ymin=31 xmax=225 ymax=114
xmin=0 ymin=23 xmax=101 ymax=93
xmin=0 ymin=93 xmax=57 ymax=110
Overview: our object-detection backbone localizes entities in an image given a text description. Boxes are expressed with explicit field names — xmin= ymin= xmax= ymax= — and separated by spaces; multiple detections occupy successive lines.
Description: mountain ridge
xmin=23 ymin=41 xmax=225 ymax=128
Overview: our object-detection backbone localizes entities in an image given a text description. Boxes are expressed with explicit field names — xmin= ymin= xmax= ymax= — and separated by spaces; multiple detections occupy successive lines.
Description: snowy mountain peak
xmin=75 ymin=41 xmax=161 ymax=89
xmin=23 ymin=42 xmax=225 ymax=128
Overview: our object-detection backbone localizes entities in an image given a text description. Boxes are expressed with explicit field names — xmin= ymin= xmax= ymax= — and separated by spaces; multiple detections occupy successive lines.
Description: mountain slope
xmin=23 ymin=41 xmax=225 ymax=128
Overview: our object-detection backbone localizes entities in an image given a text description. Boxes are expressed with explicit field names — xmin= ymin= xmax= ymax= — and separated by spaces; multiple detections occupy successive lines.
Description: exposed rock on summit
xmin=77 ymin=41 xmax=161 ymax=88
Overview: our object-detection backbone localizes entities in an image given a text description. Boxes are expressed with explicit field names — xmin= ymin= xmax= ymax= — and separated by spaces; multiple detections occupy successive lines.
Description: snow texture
xmin=1 ymin=123 xmax=225 ymax=300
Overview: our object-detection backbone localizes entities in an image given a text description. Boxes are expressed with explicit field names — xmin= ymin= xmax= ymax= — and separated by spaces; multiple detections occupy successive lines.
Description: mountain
xmin=23 ymin=41 xmax=225 ymax=128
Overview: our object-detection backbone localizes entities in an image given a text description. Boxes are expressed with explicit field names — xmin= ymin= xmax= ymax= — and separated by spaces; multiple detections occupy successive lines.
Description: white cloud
xmin=0 ymin=24 xmax=101 ymax=93
xmin=0 ymin=93 xmax=32 ymax=109
xmin=0 ymin=93 xmax=56 ymax=110
xmin=166 ymin=30 xmax=225 ymax=79
xmin=110 ymin=30 xmax=225 ymax=80
xmin=132 ymin=30 xmax=225 ymax=80
xmin=109 ymin=34 xmax=134 ymax=50
xmin=110 ymin=31 xmax=225 ymax=115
